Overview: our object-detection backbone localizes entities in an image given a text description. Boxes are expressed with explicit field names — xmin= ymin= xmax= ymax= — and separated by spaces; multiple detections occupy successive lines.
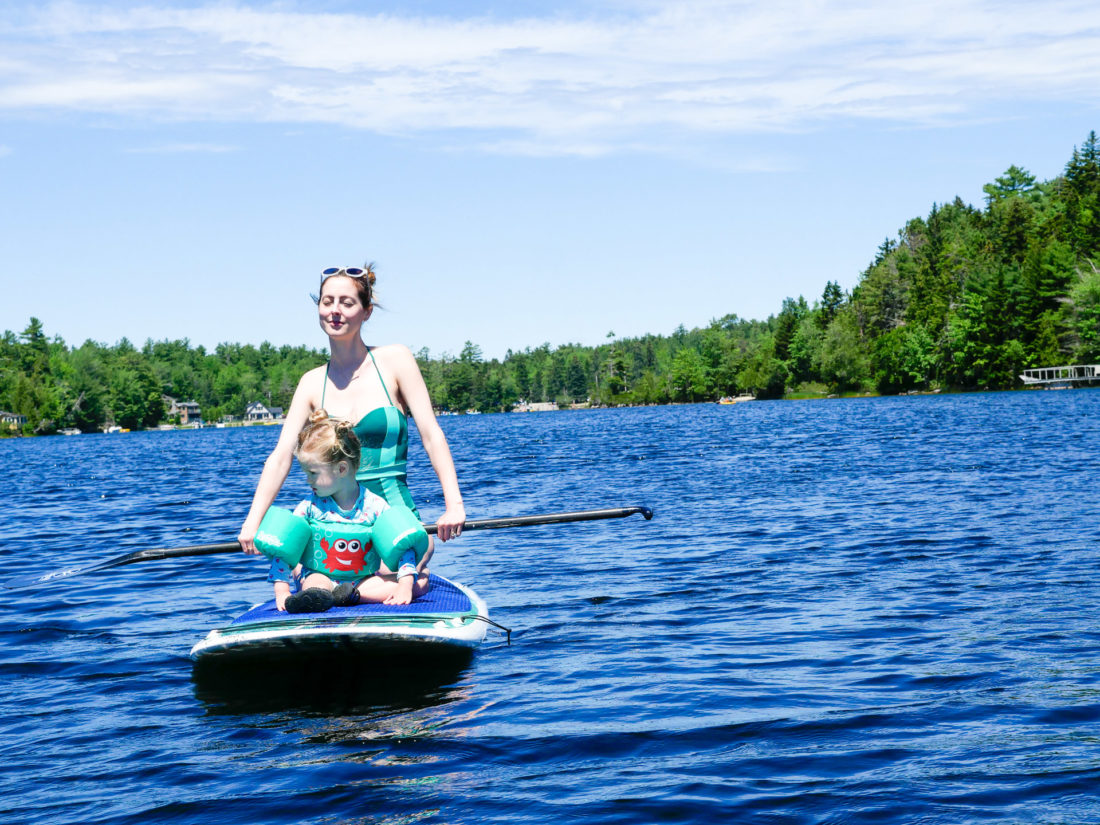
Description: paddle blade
xmin=2 ymin=541 xmax=242 ymax=590
xmin=2 ymin=552 xmax=140 ymax=590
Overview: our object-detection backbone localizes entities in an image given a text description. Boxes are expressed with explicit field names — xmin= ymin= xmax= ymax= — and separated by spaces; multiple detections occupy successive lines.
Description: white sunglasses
xmin=320 ymin=266 xmax=367 ymax=282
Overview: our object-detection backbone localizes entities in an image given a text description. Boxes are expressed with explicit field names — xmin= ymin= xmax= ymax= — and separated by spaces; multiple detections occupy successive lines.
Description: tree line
xmin=3 ymin=131 xmax=1099 ymax=434
xmin=0 ymin=328 xmax=324 ymax=434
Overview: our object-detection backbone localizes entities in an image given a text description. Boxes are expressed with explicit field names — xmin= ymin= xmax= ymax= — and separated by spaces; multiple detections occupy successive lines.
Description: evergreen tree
xmin=565 ymin=355 xmax=588 ymax=401
xmin=773 ymin=296 xmax=808 ymax=361
xmin=818 ymin=281 xmax=845 ymax=330
xmin=982 ymin=165 xmax=1038 ymax=206
xmin=1063 ymin=132 xmax=1100 ymax=258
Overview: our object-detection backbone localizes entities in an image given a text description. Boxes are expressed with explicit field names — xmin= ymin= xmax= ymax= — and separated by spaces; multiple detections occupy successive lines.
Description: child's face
xmin=298 ymin=452 xmax=348 ymax=498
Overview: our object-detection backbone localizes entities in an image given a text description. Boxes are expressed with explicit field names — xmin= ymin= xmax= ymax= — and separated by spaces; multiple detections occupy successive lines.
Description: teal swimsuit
xmin=322 ymin=348 xmax=419 ymax=517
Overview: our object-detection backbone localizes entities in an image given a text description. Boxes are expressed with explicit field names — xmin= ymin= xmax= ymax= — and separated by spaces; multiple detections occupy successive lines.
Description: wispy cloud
xmin=124 ymin=142 xmax=238 ymax=153
xmin=2 ymin=1 xmax=1099 ymax=154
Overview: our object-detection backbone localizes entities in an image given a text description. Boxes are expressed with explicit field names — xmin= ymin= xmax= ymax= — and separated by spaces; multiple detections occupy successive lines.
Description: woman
xmin=239 ymin=264 xmax=466 ymax=598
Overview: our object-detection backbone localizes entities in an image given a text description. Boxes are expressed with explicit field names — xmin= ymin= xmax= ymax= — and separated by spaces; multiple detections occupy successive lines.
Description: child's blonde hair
xmin=296 ymin=409 xmax=361 ymax=470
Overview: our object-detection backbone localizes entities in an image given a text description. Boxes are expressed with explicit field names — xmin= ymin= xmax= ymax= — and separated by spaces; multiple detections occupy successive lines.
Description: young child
xmin=270 ymin=411 xmax=429 ymax=613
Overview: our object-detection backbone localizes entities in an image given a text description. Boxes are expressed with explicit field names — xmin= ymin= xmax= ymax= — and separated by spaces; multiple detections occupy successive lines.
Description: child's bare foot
xmin=384 ymin=577 xmax=415 ymax=605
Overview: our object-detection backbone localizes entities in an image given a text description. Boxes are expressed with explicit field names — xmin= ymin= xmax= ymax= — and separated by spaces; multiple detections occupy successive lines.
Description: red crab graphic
xmin=318 ymin=536 xmax=371 ymax=574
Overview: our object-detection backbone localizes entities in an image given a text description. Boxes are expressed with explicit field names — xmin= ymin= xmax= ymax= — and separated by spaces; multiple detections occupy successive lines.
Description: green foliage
xmin=983 ymin=165 xmax=1039 ymax=207
xmin=1069 ymin=261 xmax=1100 ymax=360
xmin=669 ymin=348 xmax=709 ymax=402
xmin=110 ymin=363 xmax=164 ymax=431
xmin=818 ymin=307 xmax=871 ymax=392
xmin=944 ymin=265 xmax=1025 ymax=389
xmin=773 ymin=296 xmax=809 ymax=361
xmin=1064 ymin=131 xmax=1100 ymax=257
xmin=818 ymin=281 xmax=844 ymax=329
xmin=872 ymin=325 xmax=937 ymax=394
xmin=787 ymin=315 xmax=823 ymax=385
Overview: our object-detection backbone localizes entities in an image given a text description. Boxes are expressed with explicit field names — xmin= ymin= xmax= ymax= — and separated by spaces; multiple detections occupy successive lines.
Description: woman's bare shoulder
xmin=291 ymin=363 xmax=326 ymax=402
xmin=370 ymin=343 xmax=417 ymax=367
xmin=370 ymin=342 xmax=414 ymax=356
xmin=301 ymin=362 xmax=328 ymax=380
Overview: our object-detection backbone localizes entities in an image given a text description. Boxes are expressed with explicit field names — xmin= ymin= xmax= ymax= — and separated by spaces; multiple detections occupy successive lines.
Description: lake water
xmin=3 ymin=391 xmax=1100 ymax=824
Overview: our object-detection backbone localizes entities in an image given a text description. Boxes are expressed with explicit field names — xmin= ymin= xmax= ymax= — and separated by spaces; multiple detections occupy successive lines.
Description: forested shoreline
xmin=3 ymin=132 xmax=1099 ymax=435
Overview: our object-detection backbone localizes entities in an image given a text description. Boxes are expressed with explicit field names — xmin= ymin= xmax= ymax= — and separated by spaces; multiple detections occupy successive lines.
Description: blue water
xmin=3 ymin=392 xmax=1100 ymax=824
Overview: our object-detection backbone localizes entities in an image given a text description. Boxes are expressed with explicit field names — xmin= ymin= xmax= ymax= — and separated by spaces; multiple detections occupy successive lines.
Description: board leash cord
xmin=473 ymin=615 xmax=512 ymax=644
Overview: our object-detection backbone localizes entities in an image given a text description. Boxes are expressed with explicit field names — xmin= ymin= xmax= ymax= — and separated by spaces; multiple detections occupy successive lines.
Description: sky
xmin=2 ymin=1 xmax=1099 ymax=360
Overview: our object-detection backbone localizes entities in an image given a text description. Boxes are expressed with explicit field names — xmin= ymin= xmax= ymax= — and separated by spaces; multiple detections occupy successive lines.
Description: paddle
xmin=3 ymin=505 xmax=653 ymax=590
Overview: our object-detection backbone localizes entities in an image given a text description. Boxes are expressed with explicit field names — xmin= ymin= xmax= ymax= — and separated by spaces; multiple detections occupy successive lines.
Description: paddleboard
xmin=190 ymin=574 xmax=490 ymax=663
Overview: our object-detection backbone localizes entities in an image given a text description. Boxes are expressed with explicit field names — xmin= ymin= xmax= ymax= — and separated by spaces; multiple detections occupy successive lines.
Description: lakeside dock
xmin=1019 ymin=364 xmax=1100 ymax=388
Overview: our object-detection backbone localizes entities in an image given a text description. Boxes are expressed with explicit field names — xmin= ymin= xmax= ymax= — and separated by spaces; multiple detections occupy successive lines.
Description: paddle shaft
xmin=4 ymin=505 xmax=653 ymax=590
xmin=426 ymin=505 xmax=653 ymax=534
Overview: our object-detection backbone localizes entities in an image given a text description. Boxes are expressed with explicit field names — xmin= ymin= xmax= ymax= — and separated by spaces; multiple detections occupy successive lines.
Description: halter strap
xmin=367 ymin=348 xmax=395 ymax=406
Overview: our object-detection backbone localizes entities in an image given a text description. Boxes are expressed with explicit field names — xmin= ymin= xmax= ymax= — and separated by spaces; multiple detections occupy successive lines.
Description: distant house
xmin=0 ymin=410 xmax=26 ymax=431
xmin=245 ymin=401 xmax=284 ymax=422
xmin=164 ymin=396 xmax=203 ymax=425
xmin=512 ymin=401 xmax=559 ymax=413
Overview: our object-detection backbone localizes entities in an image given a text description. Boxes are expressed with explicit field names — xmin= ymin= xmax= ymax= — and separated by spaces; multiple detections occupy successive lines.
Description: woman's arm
xmin=385 ymin=345 xmax=466 ymax=541
xmin=237 ymin=370 xmax=318 ymax=553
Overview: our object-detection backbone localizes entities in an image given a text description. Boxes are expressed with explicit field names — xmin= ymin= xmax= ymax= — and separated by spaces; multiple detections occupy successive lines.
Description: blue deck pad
xmin=231 ymin=574 xmax=473 ymax=625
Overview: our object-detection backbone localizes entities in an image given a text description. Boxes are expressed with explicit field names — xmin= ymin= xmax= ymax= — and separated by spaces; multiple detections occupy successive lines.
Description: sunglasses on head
xmin=321 ymin=266 xmax=367 ymax=280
